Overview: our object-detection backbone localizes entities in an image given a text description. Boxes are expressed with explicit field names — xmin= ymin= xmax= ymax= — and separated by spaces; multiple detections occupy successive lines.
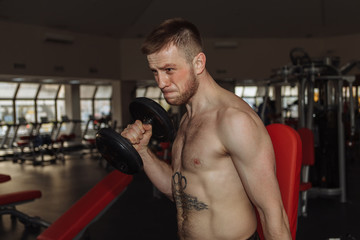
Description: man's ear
xmin=193 ymin=52 xmax=206 ymax=75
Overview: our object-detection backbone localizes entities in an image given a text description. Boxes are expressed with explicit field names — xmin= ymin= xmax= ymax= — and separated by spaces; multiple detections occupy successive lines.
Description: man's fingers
xmin=121 ymin=120 xmax=151 ymax=144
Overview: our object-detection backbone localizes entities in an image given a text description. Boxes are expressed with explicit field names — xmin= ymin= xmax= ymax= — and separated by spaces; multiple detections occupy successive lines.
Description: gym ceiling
xmin=0 ymin=0 xmax=359 ymax=39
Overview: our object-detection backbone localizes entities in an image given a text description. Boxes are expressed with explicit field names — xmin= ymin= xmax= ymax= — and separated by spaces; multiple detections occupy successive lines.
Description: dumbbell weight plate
xmin=96 ymin=128 xmax=142 ymax=175
xmin=96 ymin=97 xmax=174 ymax=175
xmin=130 ymin=97 xmax=175 ymax=141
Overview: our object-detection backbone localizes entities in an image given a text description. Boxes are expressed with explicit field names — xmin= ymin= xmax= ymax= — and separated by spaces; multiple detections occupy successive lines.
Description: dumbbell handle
xmin=142 ymin=118 xmax=153 ymax=125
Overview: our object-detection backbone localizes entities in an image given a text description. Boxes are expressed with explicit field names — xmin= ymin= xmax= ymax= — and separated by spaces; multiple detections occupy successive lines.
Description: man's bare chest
xmin=171 ymin=118 xmax=225 ymax=171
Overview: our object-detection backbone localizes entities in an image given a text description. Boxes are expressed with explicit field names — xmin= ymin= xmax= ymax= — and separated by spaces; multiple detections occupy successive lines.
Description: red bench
xmin=37 ymin=170 xmax=133 ymax=240
xmin=0 ymin=173 xmax=11 ymax=183
xmin=0 ymin=190 xmax=42 ymax=206
xmin=0 ymin=173 xmax=50 ymax=228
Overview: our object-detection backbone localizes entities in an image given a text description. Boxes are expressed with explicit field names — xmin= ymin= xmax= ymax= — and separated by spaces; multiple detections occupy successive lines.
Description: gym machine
xmin=1 ymin=173 xmax=50 ymax=229
xmin=270 ymin=48 xmax=359 ymax=203
xmin=0 ymin=121 xmax=15 ymax=159
xmin=12 ymin=117 xmax=62 ymax=165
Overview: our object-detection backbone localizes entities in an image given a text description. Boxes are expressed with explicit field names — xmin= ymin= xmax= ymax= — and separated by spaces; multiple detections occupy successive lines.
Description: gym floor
xmin=0 ymin=150 xmax=359 ymax=240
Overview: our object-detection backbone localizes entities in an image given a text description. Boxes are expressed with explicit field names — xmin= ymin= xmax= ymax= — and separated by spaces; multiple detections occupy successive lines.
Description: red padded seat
xmin=257 ymin=124 xmax=302 ymax=240
xmin=1 ymin=173 xmax=48 ymax=228
xmin=85 ymin=138 xmax=96 ymax=145
xmin=20 ymin=136 xmax=33 ymax=141
xmin=297 ymin=127 xmax=315 ymax=216
xmin=297 ymin=128 xmax=315 ymax=166
xmin=37 ymin=170 xmax=133 ymax=240
xmin=16 ymin=140 xmax=30 ymax=147
xmin=58 ymin=133 xmax=76 ymax=142
xmin=0 ymin=174 xmax=11 ymax=183
xmin=299 ymin=182 xmax=312 ymax=191
xmin=0 ymin=190 xmax=42 ymax=205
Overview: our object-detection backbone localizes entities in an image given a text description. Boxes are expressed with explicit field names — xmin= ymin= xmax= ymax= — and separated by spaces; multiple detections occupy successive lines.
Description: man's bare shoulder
xmin=216 ymin=99 xmax=262 ymax=132
xmin=215 ymin=98 xmax=271 ymax=155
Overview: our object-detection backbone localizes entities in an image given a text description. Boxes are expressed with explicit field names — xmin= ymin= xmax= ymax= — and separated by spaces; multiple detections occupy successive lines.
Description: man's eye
xmin=165 ymin=68 xmax=173 ymax=72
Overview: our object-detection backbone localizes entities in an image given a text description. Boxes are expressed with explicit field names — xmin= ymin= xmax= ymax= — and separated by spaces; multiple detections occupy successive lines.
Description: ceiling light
xmin=42 ymin=79 xmax=55 ymax=83
xmin=69 ymin=80 xmax=80 ymax=84
xmin=12 ymin=77 xmax=25 ymax=82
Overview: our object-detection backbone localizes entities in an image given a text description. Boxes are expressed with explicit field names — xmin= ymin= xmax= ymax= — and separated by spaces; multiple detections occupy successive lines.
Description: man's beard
xmin=166 ymin=71 xmax=199 ymax=106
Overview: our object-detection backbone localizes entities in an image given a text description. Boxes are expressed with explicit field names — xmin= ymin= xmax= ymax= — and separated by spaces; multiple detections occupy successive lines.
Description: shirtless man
xmin=121 ymin=18 xmax=291 ymax=240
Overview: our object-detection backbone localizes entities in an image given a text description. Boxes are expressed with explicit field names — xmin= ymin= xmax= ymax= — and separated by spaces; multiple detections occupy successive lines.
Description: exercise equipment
xmin=0 ymin=173 xmax=50 ymax=229
xmin=12 ymin=118 xmax=39 ymax=164
xmin=296 ymin=56 xmax=355 ymax=203
xmin=37 ymin=170 xmax=132 ymax=240
xmin=297 ymin=127 xmax=315 ymax=217
xmin=55 ymin=116 xmax=81 ymax=143
xmin=96 ymin=97 xmax=174 ymax=175
xmin=0 ymin=122 xmax=12 ymax=149
xmin=290 ymin=48 xmax=312 ymax=66
xmin=50 ymin=116 xmax=82 ymax=158
xmin=12 ymin=117 xmax=63 ymax=166
xmin=267 ymin=48 xmax=359 ymax=203
xmin=0 ymin=121 xmax=15 ymax=160
xmin=82 ymin=115 xmax=113 ymax=158
xmin=256 ymin=124 xmax=302 ymax=240
xmin=82 ymin=115 xmax=98 ymax=157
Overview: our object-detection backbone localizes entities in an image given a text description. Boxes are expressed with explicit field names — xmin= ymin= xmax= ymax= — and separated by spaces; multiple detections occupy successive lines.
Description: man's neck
xmin=185 ymin=71 xmax=220 ymax=118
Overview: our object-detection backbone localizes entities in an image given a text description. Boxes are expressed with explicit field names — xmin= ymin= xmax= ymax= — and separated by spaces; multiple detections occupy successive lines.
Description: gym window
xmin=135 ymin=86 xmax=170 ymax=111
xmin=15 ymin=83 xmax=39 ymax=124
xmin=342 ymin=85 xmax=360 ymax=113
xmin=80 ymin=85 xmax=112 ymax=131
xmin=94 ymin=86 xmax=112 ymax=118
xmin=235 ymin=85 xmax=274 ymax=111
xmin=0 ymin=82 xmax=17 ymax=124
xmin=0 ymin=82 xmax=66 ymax=138
xmin=56 ymin=85 xmax=66 ymax=122
xmin=281 ymin=85 xmax=298 ymax=119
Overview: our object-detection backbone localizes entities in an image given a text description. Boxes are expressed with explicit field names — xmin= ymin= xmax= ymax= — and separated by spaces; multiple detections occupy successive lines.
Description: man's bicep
xmin=232 ymin=136 xmax=278 ymax=207
xmin=220 ymin=112 xmax=279 ymax=206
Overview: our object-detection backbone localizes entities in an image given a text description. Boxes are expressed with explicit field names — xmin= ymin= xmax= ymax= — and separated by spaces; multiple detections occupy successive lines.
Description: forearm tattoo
xmin=172 ymin=172 xmax=208 ymax=211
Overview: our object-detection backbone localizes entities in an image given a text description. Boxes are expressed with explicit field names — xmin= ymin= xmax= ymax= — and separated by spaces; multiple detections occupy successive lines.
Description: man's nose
xmin=157 ymin=73 xmax=170 ymax=89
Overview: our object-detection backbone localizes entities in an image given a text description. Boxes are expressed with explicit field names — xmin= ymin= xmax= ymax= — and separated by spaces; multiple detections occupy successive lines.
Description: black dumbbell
xmin=96 ymin=97 xmax=175 ymax=174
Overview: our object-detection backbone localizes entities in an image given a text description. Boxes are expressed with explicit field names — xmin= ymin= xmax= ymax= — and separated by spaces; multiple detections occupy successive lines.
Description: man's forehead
xmin=148 ymin=44 xmax=178 ymax=58
xmin=147 ymin=58 xmax=178 ymax=69
xmin=147 ymin=45 xmax=187 ymax=67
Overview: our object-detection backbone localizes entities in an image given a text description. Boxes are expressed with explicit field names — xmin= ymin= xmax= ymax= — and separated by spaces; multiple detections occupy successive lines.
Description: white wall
xmin=0 ymin=21 xmax=121 ymax=79
xmin=119 ymin=38 xmax=153 ymax=81
xmin=120 ymin=35 xmax=360 ymax=82
xmin=2 ymin=21 xmax=360 ymax=128
xmin=2 ymin=20 xmax=360 ymax=82
xmin=322 ymin=34 xmax=360 ymax=64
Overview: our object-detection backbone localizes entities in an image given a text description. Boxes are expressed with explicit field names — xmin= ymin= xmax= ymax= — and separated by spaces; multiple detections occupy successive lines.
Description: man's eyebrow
xmin=150 ymin=64 xmax=176 ymax=70
xmin=162 ymin=64 xmax=176 ymax=68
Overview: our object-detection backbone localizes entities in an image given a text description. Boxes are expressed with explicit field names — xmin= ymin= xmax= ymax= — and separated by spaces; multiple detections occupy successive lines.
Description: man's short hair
xmin=141 ymin=18 xmax=203 ymax=63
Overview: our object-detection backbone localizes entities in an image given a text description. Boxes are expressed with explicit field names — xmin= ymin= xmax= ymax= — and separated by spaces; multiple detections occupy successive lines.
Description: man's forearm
xmin=262 ymin=211 xmax=292 ymax=240
xmin=263 ymin=228 xmax=291 ymax=240
xmin=141 ymin=148 xmax=173 ymax=199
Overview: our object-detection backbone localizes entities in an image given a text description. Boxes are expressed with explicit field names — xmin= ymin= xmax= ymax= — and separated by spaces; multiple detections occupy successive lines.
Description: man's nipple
xmin=193 ymin=158 xmax=201 ymax=166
